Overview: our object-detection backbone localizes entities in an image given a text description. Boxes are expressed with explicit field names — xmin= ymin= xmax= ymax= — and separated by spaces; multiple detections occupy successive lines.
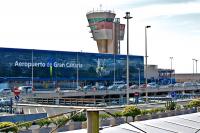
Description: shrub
xmin=150 ymin=108 xmax=166 ymax=114
xmin=148 ymin=108 xmax=158 ymax=114
xmin=19 ymin=122 xmax=32 ymax=130
xmin=57 ymin=116 xmax=70 ymax=126
xmin=113 ymin=111 xmax=123 ymax=118
xmin=165 ymin=101 xmax=176 ymax=110
xmin=36 ymin=118 xmax=52 ymax=128
xmin=122 ymin=105 xmax=141 ymax=122
xmin=159 ymin=108 xmax=166 ymax=112
xmin=175 ymin=104 xmax=182 ymax=110
xmin=71 ymin=112 xmax=87 ymax=122
xmin=0 ymin=122 xmax=18 ymax=133
xmin=141 ymin=110 xmax=149 ymax=115
xmin=183 ymin=104 xmax=189 ymax=109
xmin=51 ymin=118 xmax=59 ymax=126
xmin=187 ymin=99 xmax=200 ymax=108
xmin=99 ymin=113 xmax=111 ymax=120
xmin=141 ymin=108 xmax=166 ymax=116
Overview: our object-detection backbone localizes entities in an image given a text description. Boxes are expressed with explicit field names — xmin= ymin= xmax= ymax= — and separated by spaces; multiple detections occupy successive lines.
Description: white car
xmin=0 ymin=88 xmax=12 ymax=95
xmin=0 ymin=98 xmax=12 ymax=106
xmin=147 ymin=83 xmax=159 ymax=89
xmin=183 ymin=82 xmax=193 ymax=87
xmin=130 ymin=85 xmax=139 ymax=89
xmin=18 ymin=86 xmax=33 ymax=93
xmin=174 ymin=83 xmax=182 ymax=88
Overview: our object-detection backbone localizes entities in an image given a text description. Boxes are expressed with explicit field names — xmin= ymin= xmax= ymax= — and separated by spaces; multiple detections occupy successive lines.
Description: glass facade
xmin=0 ymin=48 xmax=144 ymax=84
xmin=87 ymin=18 xmax=114 ymax=23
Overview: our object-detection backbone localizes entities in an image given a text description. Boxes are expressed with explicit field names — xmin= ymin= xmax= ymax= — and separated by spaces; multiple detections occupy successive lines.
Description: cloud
xmin=131 ymin=2 xmax=200 ymax=21
xmin=119 ymin=0 xmax=199 ymax=9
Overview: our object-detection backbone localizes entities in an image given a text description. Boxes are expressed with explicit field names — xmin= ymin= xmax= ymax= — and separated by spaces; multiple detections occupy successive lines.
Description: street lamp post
xmin=195 ymin=59 xmax=198 ymax=74
xmin=137 ymin=68 xmax=140 ymax=87
xmin=77 ymin=52 xmax=79 ymax=89
xmin=145 ymin=25 xmax=151 ymax=103
xmin=192 ymin=59 xmax=195 ymax=75
xmin=192 ymin=58 xmax=195 ymax=82
xmin=170 ymin=57 xmax=173 ymax=84
xmin=31 ymin=50 xmax=34 ymax=89
xmin=124 ymin=12 xmax=132 ymax=105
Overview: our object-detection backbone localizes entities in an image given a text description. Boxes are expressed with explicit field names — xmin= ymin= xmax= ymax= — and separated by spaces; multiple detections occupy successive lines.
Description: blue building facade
xmin=0 ymin=47 xmax=144 ymax=89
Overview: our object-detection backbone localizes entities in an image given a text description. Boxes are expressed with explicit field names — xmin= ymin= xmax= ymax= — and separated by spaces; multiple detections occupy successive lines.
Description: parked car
xmin=117 ymin=84 xmax=126 ymax=90
xmin=98 ymin=85 xmax=106 ymax=90
xmin=0 ymin=88 xmax=12 ymax=95
xmin=83 ymin=85 xmax=92 ymax=91
xmin=192 ymin=82 xmax=198 ymax=87
xmin=139 ymin=84 xmax=146 ymax=89
xmin=147 ymin=83 xmax=159 ymax=89
xmin=85 ymin=103 xmax=95 ymax=107
xmin=96 ymin=102 xmax=107 ymax=107
xmin=18 ymin=86 xmax=33 ymax=94
xmin=111 ymin=101 xmax=118 ymax=105
xmin=113 ymin=81 xmax=125 ymax=85
xmin=107 ymin=84 xmax=118 ymax=90
xmin=167 ymin=84 xmax=174 ymax=88
xmin=183 ymin=82 xmax=193 ymax=87
xmin=159 ymin=85 xmax=169 ymax=89
xmin=75 ymin=86 xmax=82 ymax=91
xmin=0 ymin=98 xmax=12 ymax=106
xmin=130 ymin=85 xmax=139 ymax=89
xmin=174 ymin=83 xmax=182 ymax=88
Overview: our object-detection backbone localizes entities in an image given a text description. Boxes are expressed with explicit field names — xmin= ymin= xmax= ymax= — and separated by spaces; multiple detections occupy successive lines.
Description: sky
xmin=0 ymin=0 xmax=200 ymax=73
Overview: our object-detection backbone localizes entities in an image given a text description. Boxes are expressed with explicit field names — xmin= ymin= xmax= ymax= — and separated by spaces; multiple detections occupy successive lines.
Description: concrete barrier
xmin=0 ymin=113 xmax=47 ymax=123
xmin=17 ymin=108 xmax=197 ymax=132
xmin=135 ymin=108 xmax=197 ymax=121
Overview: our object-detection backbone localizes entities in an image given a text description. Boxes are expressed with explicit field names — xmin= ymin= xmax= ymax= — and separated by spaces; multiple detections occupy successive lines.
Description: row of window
xmin=88 ymin=18 xmax=114 ymax=23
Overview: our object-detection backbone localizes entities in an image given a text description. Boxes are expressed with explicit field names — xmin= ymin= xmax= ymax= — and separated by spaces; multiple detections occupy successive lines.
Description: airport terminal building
xmin=0 ymin=47 xmax=144 ymax=90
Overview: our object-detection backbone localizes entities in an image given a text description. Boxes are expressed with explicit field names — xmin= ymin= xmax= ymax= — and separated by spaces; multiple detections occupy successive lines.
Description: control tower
xmin=86 ymin=10 xmax=125 ymax=54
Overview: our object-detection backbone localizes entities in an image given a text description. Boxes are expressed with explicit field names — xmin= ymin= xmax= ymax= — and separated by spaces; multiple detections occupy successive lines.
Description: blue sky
xmin=0 ymin=0 xmax=199 ymax=73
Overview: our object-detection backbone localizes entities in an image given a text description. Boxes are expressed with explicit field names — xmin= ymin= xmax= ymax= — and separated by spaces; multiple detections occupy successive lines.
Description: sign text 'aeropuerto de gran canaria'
xmin=14 ymin=61 xmax=83 ymax=68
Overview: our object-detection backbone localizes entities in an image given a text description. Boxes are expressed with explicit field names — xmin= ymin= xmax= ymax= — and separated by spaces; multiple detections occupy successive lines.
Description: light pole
xmin=114 ymin=54 xmax=116 ymax=84
xmin=145 ymin=25 xmax=151 ymax=103
xmin=76 ymin=52 xmax=79 ymax=89
xmin=195 ymin=59 xmax=198 ymax=74
xmin=137 ymin=68 xmax=140 ymax=87
xmin=170 ymin=57 xmax=173 ymax=84
xmin=192 ymin=59 xmax=195 ymax=75
xmin=31 ymin=50 xmax=34 ymax=89
xmin=192 ymin=58 xmax=196 ymax=82
xmin=124 ymin=12 xmax=132 ymax=105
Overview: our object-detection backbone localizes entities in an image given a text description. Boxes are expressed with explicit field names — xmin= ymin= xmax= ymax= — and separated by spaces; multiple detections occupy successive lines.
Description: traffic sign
xmin=15 ymin=95 xmax=20 ymax=101
xmin=13 ymin=87 xmax=20 ymax=96
xmin=171 ymin=91 xmax=176 ymax=98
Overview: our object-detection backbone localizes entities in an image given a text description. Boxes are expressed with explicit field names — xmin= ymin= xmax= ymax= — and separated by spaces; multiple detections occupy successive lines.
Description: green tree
xmin=122 ymin=105 xmax=141 ymax=122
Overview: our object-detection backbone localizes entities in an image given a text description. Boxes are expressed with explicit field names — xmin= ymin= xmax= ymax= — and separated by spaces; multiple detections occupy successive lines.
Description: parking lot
xmin=15 ymin=105 xmax=75 ymax=116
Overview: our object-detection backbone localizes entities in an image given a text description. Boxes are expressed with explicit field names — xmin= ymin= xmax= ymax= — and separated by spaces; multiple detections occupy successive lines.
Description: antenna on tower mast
xmin=100 ymin=4 xmax=102 ymax=11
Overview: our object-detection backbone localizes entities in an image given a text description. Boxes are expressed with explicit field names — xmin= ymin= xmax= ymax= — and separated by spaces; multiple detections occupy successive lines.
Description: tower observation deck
xmin=86 ymin=10 xmax=125 ymax=54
